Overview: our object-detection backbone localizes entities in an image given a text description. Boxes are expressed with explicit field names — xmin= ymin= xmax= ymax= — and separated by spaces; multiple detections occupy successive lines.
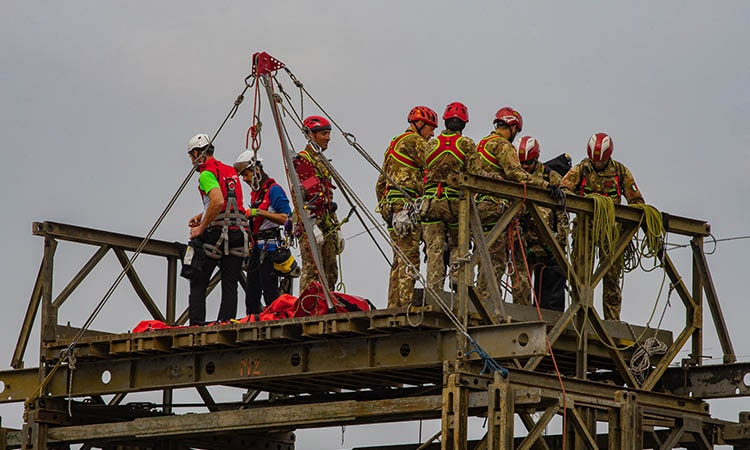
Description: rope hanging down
xmin=26 ymin=78 xmax=254 ymax=408
xmin=268 ymin=63 xmax=508 ymax=377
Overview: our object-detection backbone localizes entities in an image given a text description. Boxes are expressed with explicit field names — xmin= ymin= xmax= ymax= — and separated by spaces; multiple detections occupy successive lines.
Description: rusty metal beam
xmin=469 ymin=200 xmax=505 ymax=320
xmin=12 ymin=258 xmax=45 ymax=369
xmin=52 ymin=245 xmax=110 ymax=309
xmin=113 ymin=248 xmax=166 ymax=322
xmin=32 ymin=221 xmax=184 ymax=258
xmin=661 ymin=362 xmax=750 ymax=399
xmin=449 ymin=174 xmax=710 ymax=237
xmin=0 ymin=322 xmax=547 ymax=402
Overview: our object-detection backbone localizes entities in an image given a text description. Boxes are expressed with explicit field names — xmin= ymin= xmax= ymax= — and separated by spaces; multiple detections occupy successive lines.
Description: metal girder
xmin=4 ymin=368 xmax=714 ymax=448
xmin=32 ymin=221 xmax=184 ymax=258
xmin=661 ymin=362 xmax=750 ymax=399
xmin=0 ymin=322 xmax=547 ymax=402
xmin=448 ymin=174 xmax=711 ymax=237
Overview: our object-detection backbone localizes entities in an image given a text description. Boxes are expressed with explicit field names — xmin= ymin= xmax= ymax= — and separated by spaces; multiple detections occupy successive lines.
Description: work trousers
xmin=188 ymin=228 xmax=245 ymax=325
xmin=422 ymin=197 xmax=459 ymax=292
xmin=245 ymin=245 xmax=281 ymax=315
xmin=386 ymin=207 xmax=422 ymax=308
xmin=299 ymin=224 xmax=339 ymax=293
xmin=512 ymin=251 xmax=566 ymax=312
xmin=572 ymin=229 xmax=624 ymax=320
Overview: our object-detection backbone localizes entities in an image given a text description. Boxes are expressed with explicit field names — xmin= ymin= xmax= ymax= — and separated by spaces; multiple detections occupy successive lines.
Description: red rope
xmin=246 ymin=75 xmax=262 ymax=150
xmin=514 ymin=224 xmax=568 ymax=448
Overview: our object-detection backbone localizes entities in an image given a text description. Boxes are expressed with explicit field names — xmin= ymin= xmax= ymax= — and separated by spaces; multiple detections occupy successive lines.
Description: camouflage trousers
xmin=422 ymin=197 xmax=459 ymax=291
xmin=298 ymin=225 xmax=339 ymax=293
xmin=572 ymin=231 xmax=623 ymax=320
xmin=510 ymin=240 xmax=532 ymax=306
xmin=382 ymin=203 xmax=422 ymax=308
xmin=474 ymin=197 xmax=509 ymax=300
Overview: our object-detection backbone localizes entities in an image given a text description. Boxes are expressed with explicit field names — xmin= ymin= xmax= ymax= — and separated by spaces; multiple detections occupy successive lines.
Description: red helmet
xmin=302 ymin=115 xmax=331 ymax=133
xmin=407 ymin=106 xmax=438 ymax=127
xmin=443 ymin=102 xmax=469 ymax=122
xmin=587 ymin=132 xmax=613 ymax=163
xmin=518 ymin=136 xmax=540 ymax=162
xmin=494 ymin=107 xmax=523 ymax=132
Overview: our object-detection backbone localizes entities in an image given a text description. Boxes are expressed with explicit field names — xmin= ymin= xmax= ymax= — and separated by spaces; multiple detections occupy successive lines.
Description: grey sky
xmin=2 ymin=1 xmax=749 ymax=448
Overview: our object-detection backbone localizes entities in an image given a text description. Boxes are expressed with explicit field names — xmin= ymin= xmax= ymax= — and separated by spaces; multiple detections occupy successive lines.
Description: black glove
xmin=547 ymin=184 xmax=565 ymax=205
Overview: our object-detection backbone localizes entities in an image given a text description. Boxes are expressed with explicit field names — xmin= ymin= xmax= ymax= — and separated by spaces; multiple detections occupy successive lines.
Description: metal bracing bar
xmin=642 ymin=325 xmax=697 ymax=391
xmin=113 ymin=248 xmax=166 ymax=323
xmin=526 ymin=202 xmax=581 ymax=290
xmin=469 ymin=199 xmax=525 ymax=267
xmin=660 ymin=251 xmax=698 ymax=309
xmin=469 ymin=200 xmax=506 ymax=320
xmin=517 ymin=406 xmax=556 ymax=450
xmin=524 ymin=302 xmax=581 ymax=371
xmin=32 ymin=221 xmax=183 ymax=258
xmin=568 ymin=406 xmax=599 ymax=449
xmin=195 ymin=386 xmax=221 ymax=413
xmin=12 ymin=258 xmax=45 ymax=369
xmin=586 ymin=311 xmax=640 ymax=388
xmin=449 ymin=174 xmax=711 ymax=237
xmin=52 ymin=245 xmax=110 ymax=309
xmin=659 ymin=424 xmax=686 ymax=450
xmin=590 ymin=222 xmax=639 ymax=287
xmin=691 ymin=238 xmax=736 ymax=363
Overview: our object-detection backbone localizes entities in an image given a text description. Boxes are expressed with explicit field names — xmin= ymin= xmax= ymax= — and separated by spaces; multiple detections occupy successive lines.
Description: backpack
xmin=544 ymin=153 xmax=572 ymax=177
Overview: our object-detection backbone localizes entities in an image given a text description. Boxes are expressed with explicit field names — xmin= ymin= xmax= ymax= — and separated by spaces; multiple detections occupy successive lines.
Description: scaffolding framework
xmin=2 ymin=175 xmax=750 ymax=449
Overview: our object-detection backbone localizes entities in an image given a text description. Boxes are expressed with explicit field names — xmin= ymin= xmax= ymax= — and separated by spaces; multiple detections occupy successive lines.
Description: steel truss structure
xmin=1 ymin=175 xmax=750 ymax=448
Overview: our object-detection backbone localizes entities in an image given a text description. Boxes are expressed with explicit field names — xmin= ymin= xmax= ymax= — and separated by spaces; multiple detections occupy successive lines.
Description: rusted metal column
xmin=690 ymin=236 xmax=703 ymax=366
xmin=609 ymin=391 xmax=641 ymax=450
xmin=40 ymin=237 xmax=58 ymax=345
xmin=441 ymin=368 xmax=469 ymax=450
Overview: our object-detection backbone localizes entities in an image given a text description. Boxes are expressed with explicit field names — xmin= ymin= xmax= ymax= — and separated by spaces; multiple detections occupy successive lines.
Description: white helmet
xmin=187 ymin=133 xmax=211 ymax=151
xmin=233 ymin=150 xmax=263 ymax=173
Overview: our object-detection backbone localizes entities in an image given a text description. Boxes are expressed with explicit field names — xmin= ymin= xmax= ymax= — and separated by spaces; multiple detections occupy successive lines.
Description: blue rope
xmin=465 ymin=339 xmax=509 ymax=378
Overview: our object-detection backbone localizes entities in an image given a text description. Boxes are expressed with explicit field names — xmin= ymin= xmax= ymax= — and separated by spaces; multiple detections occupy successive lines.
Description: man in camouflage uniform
xmin=467 ymin=107 xmax=562 ymax=301
xmin=511 ymin=136 xmax=568 ymax=311
xmin=294 ymin=115 xmax=342 ymax=293
xmin=422 ymin=102 xmax=476 ymax=292
xmin=376 ymin=106 xmax=437 ymax=308
xmin=560 ymin=132 xmax=644 ymax=320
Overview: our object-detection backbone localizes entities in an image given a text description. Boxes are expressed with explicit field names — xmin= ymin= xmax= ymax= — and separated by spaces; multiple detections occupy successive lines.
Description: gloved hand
xmin=547 ymin=184 xmax=565 ymax=205
xmin=284 ymin=218 xmax=294 ymax=236
xmin=392 ymin=208 xmax=415 ymax=237
xmin=312 ymin=224 xmax=325 ymax=246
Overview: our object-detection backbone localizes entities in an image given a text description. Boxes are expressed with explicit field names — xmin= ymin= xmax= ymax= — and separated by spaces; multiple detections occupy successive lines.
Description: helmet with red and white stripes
xmin=587 ymin=133 xmax=613 ymax=163
xmin=518 ymin=136 xmax=540 ymax=162
xmin=494 ymin=107 xmax=523 ymax=132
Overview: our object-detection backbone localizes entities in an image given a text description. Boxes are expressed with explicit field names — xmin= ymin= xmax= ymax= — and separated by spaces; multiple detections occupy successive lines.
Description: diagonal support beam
xmin=691 ymin=239 xmax=735 ymax=363
xmin=53 ymin=245 xmax=110 ymax=308
xmin=469 ymin=200 xmax=506 ymax=320
xmin=113 ymin=248 xmax=166 ymax=322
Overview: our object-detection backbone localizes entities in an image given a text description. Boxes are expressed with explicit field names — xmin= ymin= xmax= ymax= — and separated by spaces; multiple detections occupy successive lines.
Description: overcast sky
xmin=2 ymin=1 xmax=750 ymax=448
